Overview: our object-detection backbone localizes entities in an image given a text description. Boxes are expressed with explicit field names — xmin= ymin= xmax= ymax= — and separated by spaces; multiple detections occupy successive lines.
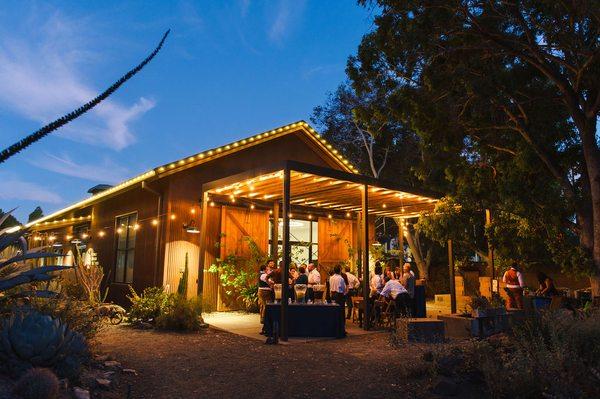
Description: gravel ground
xmin=94 ymin=325 xmax=484 ymax=399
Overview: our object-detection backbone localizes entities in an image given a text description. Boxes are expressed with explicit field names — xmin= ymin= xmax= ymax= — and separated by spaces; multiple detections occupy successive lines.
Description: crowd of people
xmin=257 ymin=259 xmax=417 ymax=334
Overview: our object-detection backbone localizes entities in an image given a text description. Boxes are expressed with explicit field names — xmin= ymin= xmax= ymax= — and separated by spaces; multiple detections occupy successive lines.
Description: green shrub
xmin=473 ymin=310 xmax=600 ymax=398
xmin=127 ymin=286 xmax=173 ymax=324
xmin=13 ymin=367 xmax=59 ymax=399
xmin=0 ymin=309 xmax=89 ymax=379
xmin=155 ymin=295 xmax=203 ymax=331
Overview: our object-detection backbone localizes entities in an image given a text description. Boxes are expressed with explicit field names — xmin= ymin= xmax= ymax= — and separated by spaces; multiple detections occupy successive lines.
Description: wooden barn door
xmin=317 ymin=217 xmax=355 ymax=272
xmin=217 ymin=206 xmax=269 ymax=311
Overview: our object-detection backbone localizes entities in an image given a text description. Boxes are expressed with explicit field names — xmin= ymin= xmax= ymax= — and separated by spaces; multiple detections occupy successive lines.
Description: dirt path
xmin=94 ymin=325 xmax=478 ymax=399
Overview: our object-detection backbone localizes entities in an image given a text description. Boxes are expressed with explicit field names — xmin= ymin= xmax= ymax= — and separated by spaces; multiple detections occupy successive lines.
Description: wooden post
xmin=197 ymin=192 xmax=209 ymax=302
xmin=361 ymin=184 xmax=371 ymax=330
xmin=280 ymin=168 xmax=291 ymax=341
xmin=485 ymin=209 xmax=495 ymax=282
xmin=448 ymin=239 xmax=456 ymax=314
xmin=270 ymin=201 xmax=280 ymax=262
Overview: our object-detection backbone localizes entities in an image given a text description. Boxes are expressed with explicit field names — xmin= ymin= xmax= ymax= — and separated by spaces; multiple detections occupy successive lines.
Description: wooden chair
xmin=351 ymin=296 xmax=364 ymax=324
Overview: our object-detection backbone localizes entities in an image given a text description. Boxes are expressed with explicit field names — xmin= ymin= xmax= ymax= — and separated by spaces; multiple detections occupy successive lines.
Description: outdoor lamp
xmin=183 ymin=219 xmax=200 ymax=234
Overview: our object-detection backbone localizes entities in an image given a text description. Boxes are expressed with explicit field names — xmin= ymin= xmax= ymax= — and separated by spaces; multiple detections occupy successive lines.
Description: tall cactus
xmin=0 ymin=29 xmax=170 ymax=164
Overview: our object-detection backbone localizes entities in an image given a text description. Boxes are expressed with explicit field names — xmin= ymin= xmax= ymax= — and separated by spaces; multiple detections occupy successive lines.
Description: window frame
xmin=113 ymin=211 xmax=138 ymax=284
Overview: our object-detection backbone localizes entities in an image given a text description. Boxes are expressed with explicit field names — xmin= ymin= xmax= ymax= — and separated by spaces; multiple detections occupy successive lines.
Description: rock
xmin=95 ymin=378 xmax=111 ymax=389
xmin=123 ymin=368 xmax=138 ymax=375
xmin=73 ymin=387 xmax=91 ymax=399
xmin=432 ymin=378 xmax=460 ymax=397
xmin=103 ymin=360 xmax=121 ymax=369
xmin=94 ymin=354 xmax=110 ymax=362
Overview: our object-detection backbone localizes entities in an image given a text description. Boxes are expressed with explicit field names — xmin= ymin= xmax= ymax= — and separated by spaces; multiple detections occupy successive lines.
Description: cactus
xmin=12 ymin=367 xmax=59 ymax=399
xmin=0 ymin=310 xmax=89 ymax=379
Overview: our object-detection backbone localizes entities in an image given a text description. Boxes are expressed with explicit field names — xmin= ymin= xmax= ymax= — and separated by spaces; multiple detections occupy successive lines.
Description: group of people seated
xmin=369 ymin=261 xmax=416 ymax=320
xmin=257 ymin=258 xmax=417 ymax=334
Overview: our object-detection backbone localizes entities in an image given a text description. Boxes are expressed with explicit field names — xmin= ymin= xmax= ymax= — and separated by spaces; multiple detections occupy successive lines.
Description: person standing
xmin=329 ymin=265 xmax=347 ymax=307
xmin=370 ymin=264 xmax=384 ymax=298
xmin=503 ymin=263 xmax=525 ymax=309
xmin=400 ymin=263 xmax=416 ymax=314
xmin=344 ymin=266 xmax=360 ymax=319
xmin=257 ymin=264 xmax=273 ymax=335
xmin=307 ymin=262 xmax=321 ymax=301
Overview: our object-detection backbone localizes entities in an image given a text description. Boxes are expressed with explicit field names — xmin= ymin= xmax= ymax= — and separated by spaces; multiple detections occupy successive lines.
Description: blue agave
xmin=0 ymin=310 xmax=89 ymax=378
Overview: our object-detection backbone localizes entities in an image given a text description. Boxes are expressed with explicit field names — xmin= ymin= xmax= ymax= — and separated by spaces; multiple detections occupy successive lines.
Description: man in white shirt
xmin=329 ymin=265 xmax=347 ymax=307
xmin=307 ymin=263 xmax=321 ymax=285
xmin=380 ymin=275 xmax=411 ymax=317
xmin=306 ymin=263 xmax=321 ymax=302
xmin=369 ymin=264 xmax=384 ymax=297
xmin=502 ymin=264 xmax=525 ymax=309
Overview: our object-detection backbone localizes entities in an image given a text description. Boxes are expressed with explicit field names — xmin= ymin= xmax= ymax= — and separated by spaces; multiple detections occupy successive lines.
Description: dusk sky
xmin=0 ymin=1 xmax=373 ymax=222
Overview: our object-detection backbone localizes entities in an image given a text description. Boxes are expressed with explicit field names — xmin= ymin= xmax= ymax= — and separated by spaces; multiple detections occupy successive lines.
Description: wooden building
xmin=27 ymin=121 xmax=438 ymax=319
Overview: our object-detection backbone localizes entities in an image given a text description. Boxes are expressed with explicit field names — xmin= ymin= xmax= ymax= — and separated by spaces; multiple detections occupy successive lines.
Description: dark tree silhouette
xmin=0 ymin=29 xmax=170 ymax=164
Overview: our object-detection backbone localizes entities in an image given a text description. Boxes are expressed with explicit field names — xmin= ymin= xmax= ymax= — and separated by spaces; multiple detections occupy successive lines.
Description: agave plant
xmin=0 ymin=309 xmax=89 ymax=378
xmin=0 ymin=210 xmax=68 ymax=295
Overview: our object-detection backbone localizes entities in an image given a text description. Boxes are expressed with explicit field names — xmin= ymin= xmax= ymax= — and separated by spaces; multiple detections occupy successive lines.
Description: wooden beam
xmin=197 ymin=192 xmax=209 ymax=302
xmin=270 ymin=201 xmax=279 ymax=261
xmin=280 ymin=167 xmax=291 ymax=341
xmin=361 ymin=184 xmax=371 ymax=330
xmin=448 ymin=239 xmax=456 ymax=314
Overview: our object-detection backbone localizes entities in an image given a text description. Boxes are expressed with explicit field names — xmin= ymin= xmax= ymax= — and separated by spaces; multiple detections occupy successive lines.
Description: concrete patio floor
xmin=202 ymin=311 xmax=381 ymax=343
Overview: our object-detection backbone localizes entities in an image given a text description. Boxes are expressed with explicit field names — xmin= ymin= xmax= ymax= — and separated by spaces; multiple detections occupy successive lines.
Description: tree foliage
xmin=332 ymin=0 xmax=599 ymax=279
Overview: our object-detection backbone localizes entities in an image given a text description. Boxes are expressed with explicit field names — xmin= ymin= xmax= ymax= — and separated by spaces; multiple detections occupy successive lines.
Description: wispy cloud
xmin=0 ymin=173 xmax=62 ymax=204
xmin=28 ymin=153 xmax=130 ymax=184
xmin=268 ymin=0 xmax=306 ymax=44
xmin=0 ymin=9 xmax=155 ymax=150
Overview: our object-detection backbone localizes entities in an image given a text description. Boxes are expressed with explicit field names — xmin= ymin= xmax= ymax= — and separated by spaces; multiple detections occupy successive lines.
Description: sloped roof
xmin=27 ymin=121 xmax=356 ymax=228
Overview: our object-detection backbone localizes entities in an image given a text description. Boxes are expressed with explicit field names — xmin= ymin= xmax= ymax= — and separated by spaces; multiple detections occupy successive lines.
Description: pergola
xmin=200 ymin=160 xmax=440 ymax=340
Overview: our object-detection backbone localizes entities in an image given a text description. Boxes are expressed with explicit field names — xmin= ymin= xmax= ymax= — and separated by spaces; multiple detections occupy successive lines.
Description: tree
xmin=312 ymin=84 xmax=436 ymax=278
xmin=351 ymin=0 xmax=600 ymax=292
xmin=0 ymin=29 xmax=170 ymax=164
xmin=27 ymin=206 xmax=43 ymax=223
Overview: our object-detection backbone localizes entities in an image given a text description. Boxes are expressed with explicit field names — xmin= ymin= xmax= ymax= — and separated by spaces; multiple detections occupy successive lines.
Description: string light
xmin=116 ymin=228 xmax=122 ymax=234
xmin=250 ymin=204 xmax=255 ymax=210
xmin=346 ymin=212 xmax=351 ymax=217
xmin=170 ymin=214 xmax=176 ymax=220
xmin=98 ymin=231 xmax=106 ymax=238
xmin=133 ymin=223 xmax=140 ymax=230
xmin=308 ymin=214 xmax=313 ymax=220
xmin=210 ymin=201 xmax=215 ymax=207
xmin=81 ymin=233 xmax=89 ymax=239
xmin=190 ymin=208 xmax=196 ymax=214
xmin=328 ymin=214 xmax=332 ymax=219
xmin=152 ymin=219 xmax=159 ymax=226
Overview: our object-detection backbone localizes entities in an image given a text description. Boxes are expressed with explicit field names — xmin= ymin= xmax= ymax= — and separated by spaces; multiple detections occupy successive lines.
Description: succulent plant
xmin=13 ymin=367 xmax=60 ymax=399
xmin=0 ymin=310 xmax=89 ymax=379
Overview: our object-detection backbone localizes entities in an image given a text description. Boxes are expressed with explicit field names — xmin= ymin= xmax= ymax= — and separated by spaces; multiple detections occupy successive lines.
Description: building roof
xmin=26 ymin=121 xmax=357 ymax=228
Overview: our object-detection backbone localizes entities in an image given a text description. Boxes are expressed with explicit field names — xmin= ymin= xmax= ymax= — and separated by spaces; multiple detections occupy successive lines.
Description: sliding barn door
xmin=217 ymin=206 xmax=269 ymax=311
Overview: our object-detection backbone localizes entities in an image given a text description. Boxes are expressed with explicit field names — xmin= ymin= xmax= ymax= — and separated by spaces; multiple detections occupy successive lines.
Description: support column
xmin=361 ymin=185 xmax=371 ymax=330
xmin=280 ymin=168 xmax=291 ymax=341
xmin=270 ymin=201 xmax=280 ymax=262
xmin=448 ymin=239 xmax=456 ymax=314
xmin=197 ymin=192 xmax=209 ymax=303
xmin=485 ymin=209 xmax=495 ymax=292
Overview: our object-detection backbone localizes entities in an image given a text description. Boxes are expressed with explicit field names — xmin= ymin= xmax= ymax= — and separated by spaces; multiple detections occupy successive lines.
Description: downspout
xmin=142 ymin=181 xmax=162 ymax=287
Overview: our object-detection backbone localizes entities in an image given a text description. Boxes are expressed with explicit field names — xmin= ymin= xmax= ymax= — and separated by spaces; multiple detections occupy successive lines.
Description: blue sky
xmin=0 ymin=1 xmax=373 ymax=222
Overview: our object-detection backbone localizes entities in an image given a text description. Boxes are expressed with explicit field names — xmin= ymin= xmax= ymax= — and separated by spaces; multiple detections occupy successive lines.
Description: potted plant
xmin=469 ymin=295 xmax=493 ymax=318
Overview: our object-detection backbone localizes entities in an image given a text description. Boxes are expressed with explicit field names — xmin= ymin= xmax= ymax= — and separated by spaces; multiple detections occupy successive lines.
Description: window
xmin=269 ymin=218 xmax=318 ymax=264
xmin=114 ymin=213 xmax=137 ymax=283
